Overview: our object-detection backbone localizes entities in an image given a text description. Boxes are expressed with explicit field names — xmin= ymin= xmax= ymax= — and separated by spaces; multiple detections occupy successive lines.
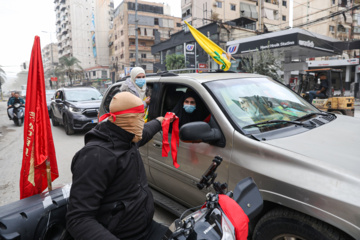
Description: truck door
xmin=147 ymin=83 xmax=230 ymax=207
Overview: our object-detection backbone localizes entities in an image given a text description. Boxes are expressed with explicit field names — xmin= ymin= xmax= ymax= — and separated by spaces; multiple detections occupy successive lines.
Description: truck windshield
xmin=205 ymin=77 xmax=320 ymax=133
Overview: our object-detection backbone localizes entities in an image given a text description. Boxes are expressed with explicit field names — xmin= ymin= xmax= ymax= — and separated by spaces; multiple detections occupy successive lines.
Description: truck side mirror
xmin=179 ymin=122 xmax=221 ymax=143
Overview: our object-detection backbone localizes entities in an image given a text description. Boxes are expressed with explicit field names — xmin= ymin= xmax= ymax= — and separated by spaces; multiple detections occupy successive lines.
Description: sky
xmin=0 ymin=0 xmax=181 ymax=90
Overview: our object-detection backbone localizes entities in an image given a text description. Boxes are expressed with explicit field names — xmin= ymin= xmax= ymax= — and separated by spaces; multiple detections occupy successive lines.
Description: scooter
xmin=11 ymin=102 xmax=25 ymax=126
xmin=162 ymin=156 xmax=263 ymax=240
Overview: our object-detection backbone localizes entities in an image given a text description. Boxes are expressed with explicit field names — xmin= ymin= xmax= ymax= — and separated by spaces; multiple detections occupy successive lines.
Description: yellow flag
xmin=185 ymin=21 xmax=231 ymax=71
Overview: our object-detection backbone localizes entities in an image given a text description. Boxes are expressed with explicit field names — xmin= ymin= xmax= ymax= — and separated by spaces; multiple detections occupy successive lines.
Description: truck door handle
xmin=153 ymin=143 xmax=162 ymax=148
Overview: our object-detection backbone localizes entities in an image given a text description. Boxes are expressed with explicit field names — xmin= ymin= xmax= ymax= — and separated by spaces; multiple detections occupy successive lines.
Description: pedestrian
xmin=66 ymin=92 xmax=168 ymax=240
xmin=120 ymin=67 xmax=150 ymax=108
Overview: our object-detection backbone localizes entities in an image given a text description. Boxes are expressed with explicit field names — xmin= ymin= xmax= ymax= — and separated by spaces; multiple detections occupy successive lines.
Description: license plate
xmin=92 ymin=119 xmax=98 ymax=123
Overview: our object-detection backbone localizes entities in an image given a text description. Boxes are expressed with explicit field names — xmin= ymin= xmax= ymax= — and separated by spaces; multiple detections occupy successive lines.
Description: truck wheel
xmin=51 ymin=111 xmax=59 ymax=126
xmin=253 ymin=208 xmax=348 ymax=240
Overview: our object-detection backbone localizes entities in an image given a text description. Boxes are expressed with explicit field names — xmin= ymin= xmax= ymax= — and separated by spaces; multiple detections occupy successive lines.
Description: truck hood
xmin=265 ymin=115 xmax=360 ymax=177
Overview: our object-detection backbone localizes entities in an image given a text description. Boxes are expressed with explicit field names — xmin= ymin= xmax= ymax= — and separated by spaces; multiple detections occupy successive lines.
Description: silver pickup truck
xmin=99 ymin=72 xmax=360 ymax=239
xmin=0 ymin=72 xmax=359 ymax=239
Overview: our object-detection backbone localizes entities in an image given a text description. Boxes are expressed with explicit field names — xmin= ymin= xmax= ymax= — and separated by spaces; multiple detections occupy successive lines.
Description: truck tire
xmin=252 ymin=208 xmax=351 ymax=240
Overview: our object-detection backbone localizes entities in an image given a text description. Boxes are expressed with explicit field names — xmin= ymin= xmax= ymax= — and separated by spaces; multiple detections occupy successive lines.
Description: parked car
xmin=98 ymin=72 xmax=360 ymax=239
xmin=46 ymin=90 xmax=56 ymax=117
xmin=50 ymin=87 xmax=102 ymax=135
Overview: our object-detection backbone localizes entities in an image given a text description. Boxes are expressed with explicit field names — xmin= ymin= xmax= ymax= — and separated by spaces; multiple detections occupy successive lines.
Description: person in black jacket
xmin=66 ymin=92 xmax=167 ymax=240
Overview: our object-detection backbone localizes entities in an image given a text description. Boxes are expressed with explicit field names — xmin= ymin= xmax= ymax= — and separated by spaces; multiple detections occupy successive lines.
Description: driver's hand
xmin=145 ymin=97 xmax=151 ymax=105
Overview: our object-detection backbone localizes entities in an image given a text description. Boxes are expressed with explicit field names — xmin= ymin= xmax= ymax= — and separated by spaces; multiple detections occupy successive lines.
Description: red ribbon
xmin=162 ymin=112 xmax=180 ymax=168
xmin=99 ymin=105 xmax=144 ymax=122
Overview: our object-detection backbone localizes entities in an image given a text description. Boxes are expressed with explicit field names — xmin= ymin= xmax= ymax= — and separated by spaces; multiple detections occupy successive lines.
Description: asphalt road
xmin=0 ymin=101 xmax=177 ymax=227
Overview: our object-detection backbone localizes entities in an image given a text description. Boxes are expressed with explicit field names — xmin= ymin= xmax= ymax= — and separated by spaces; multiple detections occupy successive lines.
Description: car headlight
xmin=69 ymin=106 xmax=83 ymax=113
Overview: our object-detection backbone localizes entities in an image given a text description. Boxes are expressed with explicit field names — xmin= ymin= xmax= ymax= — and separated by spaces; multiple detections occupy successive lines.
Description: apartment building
xmin=293 ymin=0 xmax=360 ymax=58
xmin=54 ymin=0 xmax=113 ymax=70
xmin=109 ymin=0 xmax=182 ymax=80
xmin=42 ymin=43 xmax=59 ymax=88
xmin=181 ymin=0 xmax=289 ymax=35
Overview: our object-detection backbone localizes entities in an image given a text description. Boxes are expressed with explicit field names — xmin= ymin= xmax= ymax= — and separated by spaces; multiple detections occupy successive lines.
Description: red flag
xmin=20 ymin=36 xmax=59 ymax=199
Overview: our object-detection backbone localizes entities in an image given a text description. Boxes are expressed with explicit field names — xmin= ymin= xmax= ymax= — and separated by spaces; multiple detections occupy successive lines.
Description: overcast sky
xmin=0 ymin=0 xmax=181 ymax=86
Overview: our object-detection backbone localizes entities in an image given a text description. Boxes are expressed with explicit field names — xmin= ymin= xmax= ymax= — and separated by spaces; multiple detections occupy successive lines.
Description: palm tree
xmin=165 ymin=54 xmax=186 ymax=71
xmin=56 ymin=56 xmax=83 ymax=87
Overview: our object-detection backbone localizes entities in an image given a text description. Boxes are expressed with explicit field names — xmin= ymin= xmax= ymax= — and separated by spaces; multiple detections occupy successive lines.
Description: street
xmin=0 ymin=101 xmax=177 ymax=226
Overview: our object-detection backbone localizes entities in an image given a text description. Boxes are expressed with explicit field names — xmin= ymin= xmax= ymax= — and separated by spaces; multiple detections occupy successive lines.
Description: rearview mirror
xmin=179 ymin=122 xmax=221 ymax=143
xmin=55 ymin=99 xmax=62 ymax=103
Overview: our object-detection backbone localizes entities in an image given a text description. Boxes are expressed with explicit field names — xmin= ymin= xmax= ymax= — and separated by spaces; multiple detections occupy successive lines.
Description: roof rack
xmin=116 ymin=71 xmax=178 ymax=82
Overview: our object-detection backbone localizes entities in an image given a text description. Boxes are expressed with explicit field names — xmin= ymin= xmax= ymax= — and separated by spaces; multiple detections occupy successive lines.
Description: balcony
xmin=129 ymin=58 xmax=159 ymax=63
xmin=128 ymin=35 xmax=155 ymax=41
xmin=129 ymin=45 xmax=151 ymax=51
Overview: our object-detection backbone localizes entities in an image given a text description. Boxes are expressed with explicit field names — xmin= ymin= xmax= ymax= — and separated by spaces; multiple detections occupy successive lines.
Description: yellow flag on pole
xmin=184 ymin=21 xmax=231 ymax=71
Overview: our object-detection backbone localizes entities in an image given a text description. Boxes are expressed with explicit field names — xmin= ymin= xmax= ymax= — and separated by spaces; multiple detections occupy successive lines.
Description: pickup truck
xmin=1 ymin=72 xmax=359 ymax=239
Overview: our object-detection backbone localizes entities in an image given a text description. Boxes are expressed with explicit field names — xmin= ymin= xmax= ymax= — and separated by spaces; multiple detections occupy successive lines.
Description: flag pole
xmin=46 ymin=159 xmax=52 ymax=191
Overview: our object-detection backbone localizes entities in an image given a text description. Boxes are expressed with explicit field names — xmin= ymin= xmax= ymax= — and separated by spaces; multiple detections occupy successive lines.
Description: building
xmin=109 ymin=0 xmax=182 ymax=81
xmin=54 ymin=0 xmax=113 ymax=70
xmin=151 ymin=22 xmax=257 ymax=72
xmin=42 ymin=43 xmax=59 ymax=88
xmin=293 ymin=0 xmax=360 ymax=59
xmin=181 ymin=0 xmax=289 ymax=33
xmin=83 ymin=65 xmax=110 ymax=91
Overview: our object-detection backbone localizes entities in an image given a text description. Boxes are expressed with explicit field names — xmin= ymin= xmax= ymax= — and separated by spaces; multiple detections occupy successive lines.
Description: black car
xmin=50 ymin=87 xmax=102 ymax=135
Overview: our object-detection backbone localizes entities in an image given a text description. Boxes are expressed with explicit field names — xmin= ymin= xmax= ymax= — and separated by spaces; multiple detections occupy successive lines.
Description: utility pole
xmin=135 ymin=0 xmax=139 ymax=67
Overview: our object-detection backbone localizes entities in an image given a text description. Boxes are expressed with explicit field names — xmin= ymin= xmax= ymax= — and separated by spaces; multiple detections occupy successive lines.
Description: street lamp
xmin=41 ymin=31 xmax=57 ymax=89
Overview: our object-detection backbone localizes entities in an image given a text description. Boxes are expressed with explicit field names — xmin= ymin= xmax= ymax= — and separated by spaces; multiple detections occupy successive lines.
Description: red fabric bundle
xmin=162 ymin=112 xmax=180 ymax=168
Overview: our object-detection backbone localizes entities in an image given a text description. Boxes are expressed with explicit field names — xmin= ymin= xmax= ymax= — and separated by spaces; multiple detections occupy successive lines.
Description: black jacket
xmin=66 ymin=120 xmax=162 ymax=240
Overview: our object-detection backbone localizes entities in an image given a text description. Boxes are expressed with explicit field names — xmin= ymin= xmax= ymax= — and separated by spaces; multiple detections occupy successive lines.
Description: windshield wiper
xmin=294 ymin=112 xmax=334 ymax=121
xmin=243 ymin=120 xmax=312 ymax=129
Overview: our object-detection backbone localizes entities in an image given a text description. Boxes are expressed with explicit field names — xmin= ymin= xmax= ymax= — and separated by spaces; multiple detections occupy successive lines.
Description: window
xmin=231 ymin=4 xmax=236 ymax=11
xmin=141 ymin=53 xmax=146 ymax=58
xmin=216 ymin=2 xmax=222 ymax=8
xmin=282 ymin=0 xmax=286 ymax=7
xmin=130 ymin=53 xmax=134 ymax=58
xmin=130 ymin=41 xmax=135 ymax=46
xmin=329 ymin=25 xmax=335 ymax=32
xmin=332 ymin=0 xmax=336 ymax=4
xmin=144 ymin=28 xmax=147 ymax=36
xmin=140 ymin=42 xmax=146 ymax=47
xmin=101 ymin=71 xmax=107 ymax=78
xmin=141 ymin=65 xmax=147 ymax=70
xmin=121 ymin=42 xmax=124 ymax=47
xmin=121 ymin=30 xmax=123 ymax=36
xmin=282 ymin=15 xmax=286 ymax=21
xmin=115 ymin=35 xmax=117 ymax=40
xmin=92 ymin=71 xmax=96 ymax=77
xmin=176 ymin=22 xmax=181 ymax=27
xmin=120 ymin=54 xmax=124 ymax=59
xmin=154 ymin=18 xmax=159 ymax=25
xmin=354 ymin=26 xmax=360 ymax=33
xmin=115 ymin=46 xmax=117 ymax=50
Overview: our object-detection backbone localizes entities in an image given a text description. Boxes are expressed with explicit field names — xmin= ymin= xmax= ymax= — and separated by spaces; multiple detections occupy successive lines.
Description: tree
xmin=242 ymin=47 xmax=283 ymax=82
xmin=56 ymin=56 xmax=83 ymax=87
xmin=165 ymin=54 xmax=186 ymax=71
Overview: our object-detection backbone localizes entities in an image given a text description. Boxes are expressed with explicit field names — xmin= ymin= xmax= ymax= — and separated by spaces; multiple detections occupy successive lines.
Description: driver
xmin=7 ymin=92 xmax=25 ymax=120
xmin=308 ymin=75 xmax=328 ymax=103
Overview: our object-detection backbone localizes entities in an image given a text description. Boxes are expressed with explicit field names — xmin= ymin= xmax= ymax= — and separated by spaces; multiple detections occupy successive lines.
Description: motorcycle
xmin=10 ymin=102 xmax=25 ymax=126
xmin=162 ymin=156 xmax=263 ymax=240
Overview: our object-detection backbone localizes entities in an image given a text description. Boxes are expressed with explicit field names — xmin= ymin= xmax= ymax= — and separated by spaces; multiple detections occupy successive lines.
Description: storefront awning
xmin=226 ymin=28 xmax=343 ymax=59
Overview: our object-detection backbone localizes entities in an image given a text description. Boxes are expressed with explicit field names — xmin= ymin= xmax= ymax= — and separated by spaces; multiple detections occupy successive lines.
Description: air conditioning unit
xmin=213 ymin=3 xmax=218 ymax=7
